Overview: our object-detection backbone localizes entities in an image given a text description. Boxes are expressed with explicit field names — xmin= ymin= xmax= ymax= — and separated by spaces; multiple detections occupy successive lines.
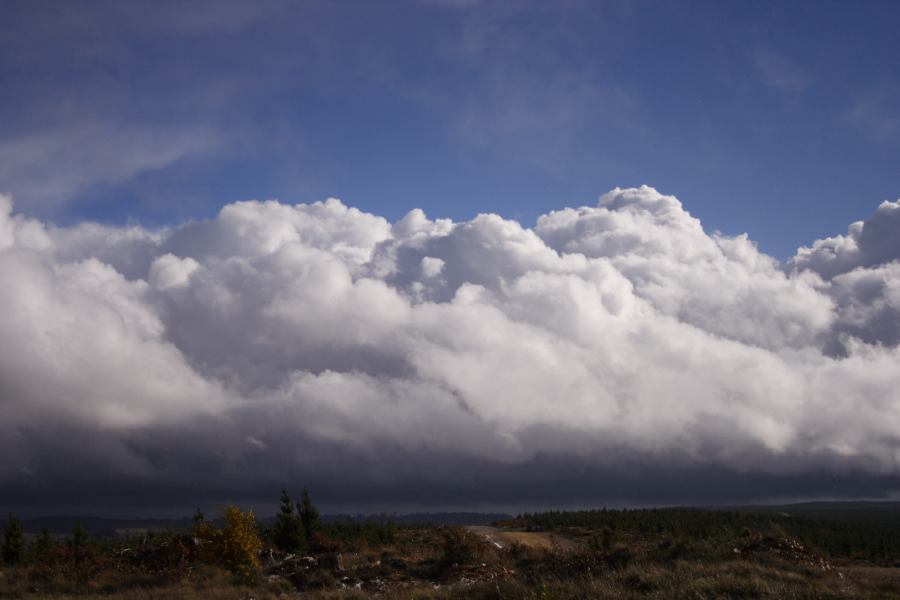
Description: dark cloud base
xmin=5 ymin=450 xmax=899 ymax=517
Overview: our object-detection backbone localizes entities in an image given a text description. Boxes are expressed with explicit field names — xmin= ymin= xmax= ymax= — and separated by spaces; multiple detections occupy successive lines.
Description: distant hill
xmin=24 ymin=501 xmax=897 ymax=538
xmin=20 ymin=511 xmax=512 ymax=537
xmin=321 ymin=512 xmax=512 ymax=526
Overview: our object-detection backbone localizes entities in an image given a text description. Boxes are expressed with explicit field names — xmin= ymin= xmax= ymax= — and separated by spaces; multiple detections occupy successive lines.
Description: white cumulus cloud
xmin=2 ymin=186 xmax=900 ymax=509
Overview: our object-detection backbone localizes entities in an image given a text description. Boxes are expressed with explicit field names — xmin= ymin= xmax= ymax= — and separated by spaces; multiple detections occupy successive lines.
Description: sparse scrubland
xmin=2 ymin=495 xmax=900 ymax=599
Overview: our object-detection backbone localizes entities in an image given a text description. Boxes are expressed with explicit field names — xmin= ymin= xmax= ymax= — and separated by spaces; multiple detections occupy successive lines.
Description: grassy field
xmin=2 ymin=504 xmax=899 ymax=599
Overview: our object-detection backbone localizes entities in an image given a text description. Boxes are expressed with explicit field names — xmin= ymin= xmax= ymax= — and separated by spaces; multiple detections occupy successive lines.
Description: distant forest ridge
xmin=13 ymin=501 xmax=900 ymax=538
xmin=505 ymin=501 xmax=900 ymax=566
xmin=16 ymin=512 xmax=514 ymax=537
xmin=723 ymin=501 xmax=900 ymax=522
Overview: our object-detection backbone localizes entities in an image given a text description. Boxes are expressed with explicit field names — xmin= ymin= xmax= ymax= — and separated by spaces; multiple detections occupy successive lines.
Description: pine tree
xmin=297 ymin=488 xmax=320 ymax=543
xmin=273 ymin=489 xmax=305 ymax=552
xmin=32 ymin=528 xmax=54 ymax=558
xmin=2 ymin=513 xmax=24 ymax=565
xmin=71 ymin=522 xmax=89 ymax=550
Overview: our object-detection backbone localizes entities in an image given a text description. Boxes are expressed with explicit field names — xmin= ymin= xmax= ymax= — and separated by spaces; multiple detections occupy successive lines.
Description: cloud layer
xmin=2 ymin=187 xmax=900 ymax=512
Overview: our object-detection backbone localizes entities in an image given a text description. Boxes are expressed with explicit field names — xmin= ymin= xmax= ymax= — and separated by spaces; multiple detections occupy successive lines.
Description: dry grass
xmin=2 ymin=524 xmax=899 ymax=600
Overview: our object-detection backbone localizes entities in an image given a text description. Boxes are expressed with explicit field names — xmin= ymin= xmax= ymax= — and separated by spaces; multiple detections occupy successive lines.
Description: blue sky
xmin=1 ymin=0 xmax=898 ymax=258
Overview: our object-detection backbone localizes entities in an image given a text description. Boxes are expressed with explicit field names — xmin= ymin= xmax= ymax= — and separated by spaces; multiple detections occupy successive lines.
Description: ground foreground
xmin=2 ymin=505 xmax=899 ymax=599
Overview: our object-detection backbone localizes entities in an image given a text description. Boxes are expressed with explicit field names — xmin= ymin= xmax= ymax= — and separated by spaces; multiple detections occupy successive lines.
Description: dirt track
xmin=467 ymin=526 xmax=577 ymax=550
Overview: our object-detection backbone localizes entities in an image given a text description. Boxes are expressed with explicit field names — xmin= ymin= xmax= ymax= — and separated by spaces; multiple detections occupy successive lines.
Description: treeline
xmin=1 ymin=488 xmax=407 ymax=582
xmin=260 ymin=488 xmax=401 ymax=553
xmin=2 ymin=515 xmax=94 ymax=566
xmin=508 ymin=507 xmax=900 ymax=565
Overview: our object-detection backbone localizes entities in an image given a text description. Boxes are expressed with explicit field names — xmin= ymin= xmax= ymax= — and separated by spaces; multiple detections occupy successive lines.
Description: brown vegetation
xmin=2 ymin=503 xmax=900 ymax=599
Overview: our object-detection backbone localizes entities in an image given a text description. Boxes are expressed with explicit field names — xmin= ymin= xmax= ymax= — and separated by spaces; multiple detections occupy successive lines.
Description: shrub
xmin=196 ymin=505 xmax=262 ymax=582
xmin=438 ymin=527 xmax=484 ymax=567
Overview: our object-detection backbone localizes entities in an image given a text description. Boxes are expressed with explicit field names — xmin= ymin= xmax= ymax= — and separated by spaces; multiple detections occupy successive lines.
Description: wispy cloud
xmin=749 ymin=47 xmax=812 ymax=93
xmin=0 ymin=120 xmax=222 ymax=212
xmin=846 ymin=87 xmax=900 ymax=143
xmin=409 ymin=2 xmax=643 ymax=170
xmin=0 ymin=0 xmax=294 ymax=213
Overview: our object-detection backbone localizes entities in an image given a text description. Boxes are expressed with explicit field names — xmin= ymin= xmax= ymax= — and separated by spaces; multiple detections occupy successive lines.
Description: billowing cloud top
xmin=2 ymin=187 xmax=900 ymax=512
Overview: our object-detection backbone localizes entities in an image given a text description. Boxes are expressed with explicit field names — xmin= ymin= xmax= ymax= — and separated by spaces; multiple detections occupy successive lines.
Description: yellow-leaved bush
xmin=195 ymin=505 xmax=262 ymax=581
